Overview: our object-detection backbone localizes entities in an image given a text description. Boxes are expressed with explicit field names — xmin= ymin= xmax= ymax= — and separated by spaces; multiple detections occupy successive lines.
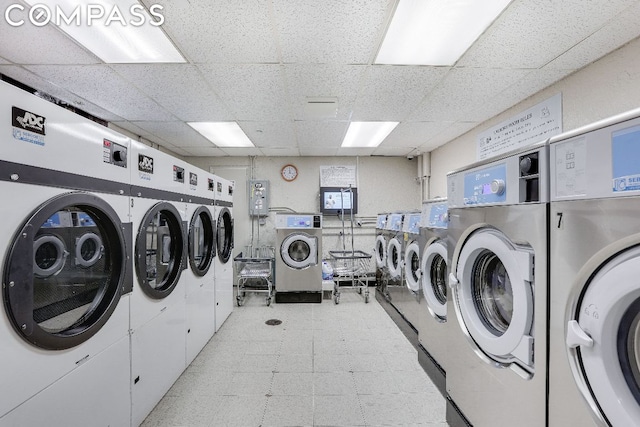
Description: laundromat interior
xmin=2 ymin=1 xmax=640 ymax=426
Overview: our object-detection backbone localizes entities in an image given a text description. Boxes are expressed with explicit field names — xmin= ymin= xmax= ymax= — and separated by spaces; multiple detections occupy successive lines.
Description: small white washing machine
xmin=129 ymin=141 xmax=189 ymax=426
xmin=446 ymin=141 xmax=549 ymax=426
xmin=213 ymin=175 xmax=234 ymax=331
xmin=415 ymin=199 xmax=449 ymax=391
xmin=184 ymin=169 xmax=217 ymax=366
xmin=549 ymin=109 xmax=640 ymax=427
xmin=0 ymin=80 xmax=131 ymax=426
xmin=397 ymin=212 xmax=423 ymax=330
xmin=275 ymin=213 xmax=323 ymax=303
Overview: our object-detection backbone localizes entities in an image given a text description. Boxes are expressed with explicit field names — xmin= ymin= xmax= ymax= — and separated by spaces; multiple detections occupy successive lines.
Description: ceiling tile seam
xmin=267 ymin=0 xmax=284 ymax=65
xmin=368 ymin=0 xmax=400 ymax=65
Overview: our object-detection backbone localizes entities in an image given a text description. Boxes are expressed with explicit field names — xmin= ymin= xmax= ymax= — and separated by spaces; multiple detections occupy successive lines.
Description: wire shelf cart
xmin=233 ymin=246 xmax=275 ymax=306
xmin=328 ymin=250 xmax=372 ymax=304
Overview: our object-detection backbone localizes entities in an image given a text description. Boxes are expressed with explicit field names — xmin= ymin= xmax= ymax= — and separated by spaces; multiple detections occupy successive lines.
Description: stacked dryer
xmin=129 ymin=141 xmax=189 ymax=426
xmin=184 ymin=169 xmax=217 ymax=365
xmin=0 ymin=81 xmax=132 ymax=426
xmin=446 ymin=142 xmax=549 ymax=426
xmin=549 ymin=109 xmax=640 ymax=426
xmin=415 ymin=199 xmax=449 ymax=393
xmin=213 ymin=175 xmax=234 ymax=331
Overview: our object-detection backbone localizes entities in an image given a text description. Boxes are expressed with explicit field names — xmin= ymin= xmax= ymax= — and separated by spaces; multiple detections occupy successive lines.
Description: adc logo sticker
xmin=138 ymin=154 xmax=154 ymax=174
xmin=12 ymin=106 xmax=46 ymax=135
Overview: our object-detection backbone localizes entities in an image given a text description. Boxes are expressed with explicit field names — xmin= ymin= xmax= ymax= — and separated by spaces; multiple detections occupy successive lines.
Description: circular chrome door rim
xmin=387 ymin=237 xmax=403 ymax=278
xmin=455 ymin=229 xmax=533 ymax=358
xmin=75 ymin=232 xmax=103 ymax=268
xmin=33 ymin=234 xmax=67 ymax=277
xmin=281 ymin=233 xmax=317 ymax=269
xmin=421 ymin=240 xmax=448 ymax=320
xmin=375 ymin=234 xmax=387 ymax=268
xmin=404 ymin=241 xmax=421 ymax=292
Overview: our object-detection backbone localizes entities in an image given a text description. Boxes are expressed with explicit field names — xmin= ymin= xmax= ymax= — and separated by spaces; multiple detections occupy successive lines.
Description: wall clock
xmin=281 ymin=164 xmax=298 ymax=182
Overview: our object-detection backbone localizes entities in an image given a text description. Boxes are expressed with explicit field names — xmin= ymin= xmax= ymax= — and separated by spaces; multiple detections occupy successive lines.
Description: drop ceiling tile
xmin=219 ymin=147 xmax=264 ymax=156
xmin=545 ymin=2 xmax=640 ymax=70
xmin=237 ymin=121 xmax=296 ymax=148
xmin=0 ymin=57 xmax=11 ymax=64
xmin=25 ymin=65 xmax=174 ymax=121
xmin=300 ymin=147 xmax=339 ymax=156
xmin=132 ymin=121 xmax=216 ymax=148
xmin=370 ymin=146 xmax=413 ymax=156
xmin=458 ymin=0 xmax=638 ymax=69
xmin=335 ymin=147 xmax=374 ymax=156
xmin=419 ymin=122 xmax=480 ymax=153
xmin=0 ymin=19 xmax=99 ymax=64
xmin=274 ymin=0 xmax=389 ymax=64
xmin=178 ymin=146 xmax=228 ymax=157
xmin=0 ymin=65 xmax=124 ymax=122
xmin=110 ymin=121 xmax=161 ymax=142
xmin=150 ymin=0 xmax=279 ymax=63
xmin=198 ymin=64 xmax=290 ymax=121
xmin=285 ymin=64 xmax=366 ymax=120
xmin=111 ymin=64 xmax=233 ymax=121
xmin=260 ymin=147 xmax=301 ymax=156
xmin=295 ymin=121 xmax=348 ymax=147
xmin=408 ymin=68 xmax=530 ymax=122
xmin=352 ymin=66 xmax=450 ymax=121
xmin=381 ymin=121 xmax=453 ymax=148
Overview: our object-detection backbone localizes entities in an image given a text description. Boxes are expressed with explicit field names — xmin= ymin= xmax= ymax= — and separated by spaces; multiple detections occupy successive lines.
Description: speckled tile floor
xmin=141 ymin=289 xmax=447 ymax=427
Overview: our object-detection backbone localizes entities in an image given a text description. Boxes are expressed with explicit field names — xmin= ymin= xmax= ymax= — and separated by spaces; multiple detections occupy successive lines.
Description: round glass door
xmin=421 ymin=240 xmax=448 ymax=321
xmin=3 ymin=192 xmax=126 ymax=350
xmin=375 ymin=235 xmax=387 ymax=268
xmin=216 ymin=207 xmax=233 ymax=264
xmin=135 ymin=202 xmax=185 ymax=299
xmin=567 ymin=247 xmax=640 ymax=426
xmin=387 ymin=238 xmax=402 ymax=278
xmin=404 ymin=241 xmax=421 ymax=292
xmin=281 ymin=233 xmax=317 ymax=269
xmin=453 ymin=228 xmax=533 ymax=362
xmin=188 ymin=206 xmax=215 ymax=277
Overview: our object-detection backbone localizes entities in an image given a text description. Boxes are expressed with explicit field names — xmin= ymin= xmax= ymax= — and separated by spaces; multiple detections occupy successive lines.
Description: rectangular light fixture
xmin=24 ymin=0 xmax=184 ymax=63
xmin=188 ymin=122 xmax=255 ymax=148
xmin=375 ymin=0 xmax=513 ymax=66
xmin=341 ymin=121 xmax=399 ymax=148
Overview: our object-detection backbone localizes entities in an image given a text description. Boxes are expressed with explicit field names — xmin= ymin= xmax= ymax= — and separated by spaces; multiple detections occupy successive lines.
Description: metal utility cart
xmin=329 ymin=186 xmax=373 ymax=304
xmin=234 ymin=246 xmax=275 ymax=306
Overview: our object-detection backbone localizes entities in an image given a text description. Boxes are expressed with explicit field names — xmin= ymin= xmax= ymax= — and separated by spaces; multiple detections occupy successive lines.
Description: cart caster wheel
xmin=236 ymin=296 xmax=243 ymax=307
xmin=357 ymin=287 xmax=362 ymax=294
xmin=334 ymin=294 xmax=340 ymax=304
xmin=266 ymin=297 xmax=271 ymax=306
xmin=364 ymin=293 xmax=370 ymax=303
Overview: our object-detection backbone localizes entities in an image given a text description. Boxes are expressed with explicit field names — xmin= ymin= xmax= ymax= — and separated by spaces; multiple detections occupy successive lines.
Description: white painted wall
xmin=429 ymin=37 xmax=640 ymax=196
xmin=185 ymin=156 xmax=421 ymax=266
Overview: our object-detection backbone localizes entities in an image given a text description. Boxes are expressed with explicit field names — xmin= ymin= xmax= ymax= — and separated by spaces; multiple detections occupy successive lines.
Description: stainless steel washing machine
xmin=382 ymin=212 xmax=405 ymax=302
xmin=275 ymin=213 xmax=323 ymax=303
xmin=398 ymin=212 xmax=423 ymax=330
xmin=549 ymin=108 xmax=640 ymax=426
xmin=374 ymin=213 xmax=389 ymax=280
xmin=446 ymin=141 xmax=549 ymax=427
xmin=415 ymin=199 xmax=449 ymax=393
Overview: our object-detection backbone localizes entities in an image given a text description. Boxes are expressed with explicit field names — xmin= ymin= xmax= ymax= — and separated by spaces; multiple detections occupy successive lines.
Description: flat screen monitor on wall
xmin=320 ymin=187 xmax=358 ymax=215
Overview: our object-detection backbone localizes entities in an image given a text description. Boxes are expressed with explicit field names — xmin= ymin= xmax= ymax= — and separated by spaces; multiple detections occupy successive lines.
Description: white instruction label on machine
xmin=554 ymin=137 xmax=587 ymax=198
xmin=320 ymin=165 xmax=356 ymax=187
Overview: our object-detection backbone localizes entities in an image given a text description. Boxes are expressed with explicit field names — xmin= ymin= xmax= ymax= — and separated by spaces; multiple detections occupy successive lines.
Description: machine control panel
xmin=463 ymin=164 xmax=508 ymax=205
xmin=173 ymin=165 xmax=185 ymax=183
xmin=276 ymin=214 xmax=323 ymax=229
xmin=402 ymin=213 xmax=421 ymax=234
xmin=249 ymin=179 xmax=269 ymax=217
xmin=385 ymin=213 xmax=404 ymax=231
xmin=426 ymin=203 xmax=448 ymax=229
xmin=103 ymin=139 xmax=128 ymax=168
xmin=376 ymin=214 xmax=387 ymax=229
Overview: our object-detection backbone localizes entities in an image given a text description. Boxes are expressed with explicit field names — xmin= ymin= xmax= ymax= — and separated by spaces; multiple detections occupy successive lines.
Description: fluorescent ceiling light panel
xmin=375 ymin=0 xmax=513 ymax=66
xmin=24 ymin=0 xmax=184 ymax=63
xmin=188 ymin=122 xmax=255 ymax=148
xmin=341 ymin=121 xmax=399 ymax=148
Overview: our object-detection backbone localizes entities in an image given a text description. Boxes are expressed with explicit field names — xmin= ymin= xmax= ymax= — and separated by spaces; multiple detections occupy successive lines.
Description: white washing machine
xmin=382 ymin=212 xmax=404 ymax=301
xmin=275 ymin=213 xmax=323 ymax=303
xmin=549 ymin=109 xmax=640 ymax=427
xmin=446 ymin=141 xmax=549 ymax=426
xmin=415 ymin=199 xmax=449 ymax=392
xmin=184 ymin=169 xmax=217 ymax=366
xmin=0 ymin=81 xmax=131 ymax=426
xmin=374 ymin=213 xmax=389 ymax=277
xmin=398 ymin=212 xmax=423 ymax=330
xmin=213 ymin=175 xmax=234 ymax=331
xmin=129 ymin=140 xmax=189 ymax=426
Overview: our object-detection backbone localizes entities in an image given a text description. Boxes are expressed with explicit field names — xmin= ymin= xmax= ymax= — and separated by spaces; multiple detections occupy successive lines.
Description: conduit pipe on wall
xmin=418 ymin=152 xmax=431 ymax=201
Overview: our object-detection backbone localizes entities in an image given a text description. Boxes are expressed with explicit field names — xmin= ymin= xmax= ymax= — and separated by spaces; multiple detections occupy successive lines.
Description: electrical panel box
xmin=249 ymin=179 xmax=269 ymax=217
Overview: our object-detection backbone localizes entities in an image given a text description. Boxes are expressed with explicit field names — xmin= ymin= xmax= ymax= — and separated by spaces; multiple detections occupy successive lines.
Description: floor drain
xmin=265 ymin=319 xmax=282 ymax=326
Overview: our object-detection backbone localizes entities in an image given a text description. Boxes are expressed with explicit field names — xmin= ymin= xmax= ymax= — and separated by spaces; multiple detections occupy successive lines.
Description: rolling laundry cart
xmin=234 ymin=246 xmax=275 ymax=306
xmin=329 ymin=250 xmax=372 ymax=304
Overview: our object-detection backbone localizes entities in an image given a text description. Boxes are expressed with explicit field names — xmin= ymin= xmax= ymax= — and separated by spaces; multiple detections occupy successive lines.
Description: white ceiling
xmin=1 ymin=0 xmax=640 ymax=157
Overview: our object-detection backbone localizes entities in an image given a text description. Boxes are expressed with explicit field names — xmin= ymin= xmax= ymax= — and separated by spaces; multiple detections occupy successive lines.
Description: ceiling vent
xmin=305 ymin=97 xmax=338 ymax=119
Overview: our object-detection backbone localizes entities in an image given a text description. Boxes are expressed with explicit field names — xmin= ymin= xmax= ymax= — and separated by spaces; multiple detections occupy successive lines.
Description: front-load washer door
xmin=387 ymin=237 xmax=403 ymax=278
xmin=3 ymin=192 xmax=127 ymax=350
xmin=421 ymin=240 xmax=448 ymax=321
xmin=375 ymin=235 xmax=387 ymax=268
xmin=451 ymin=227 xmax=534 ymax=372
xmin=281 ymin=233 xmax=317 ymax=269
xmin=135 ymin=202 xmax=185 ymax=299
xmin=404 ymin=241 xmax=421 ymax=292
xmin=216 ymin=207 xmax=233 ymax=264
xmin=188 ymin=206 xmax=215 ymax=277
xmin=565 ymin=246 xmax=640 ymax=426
